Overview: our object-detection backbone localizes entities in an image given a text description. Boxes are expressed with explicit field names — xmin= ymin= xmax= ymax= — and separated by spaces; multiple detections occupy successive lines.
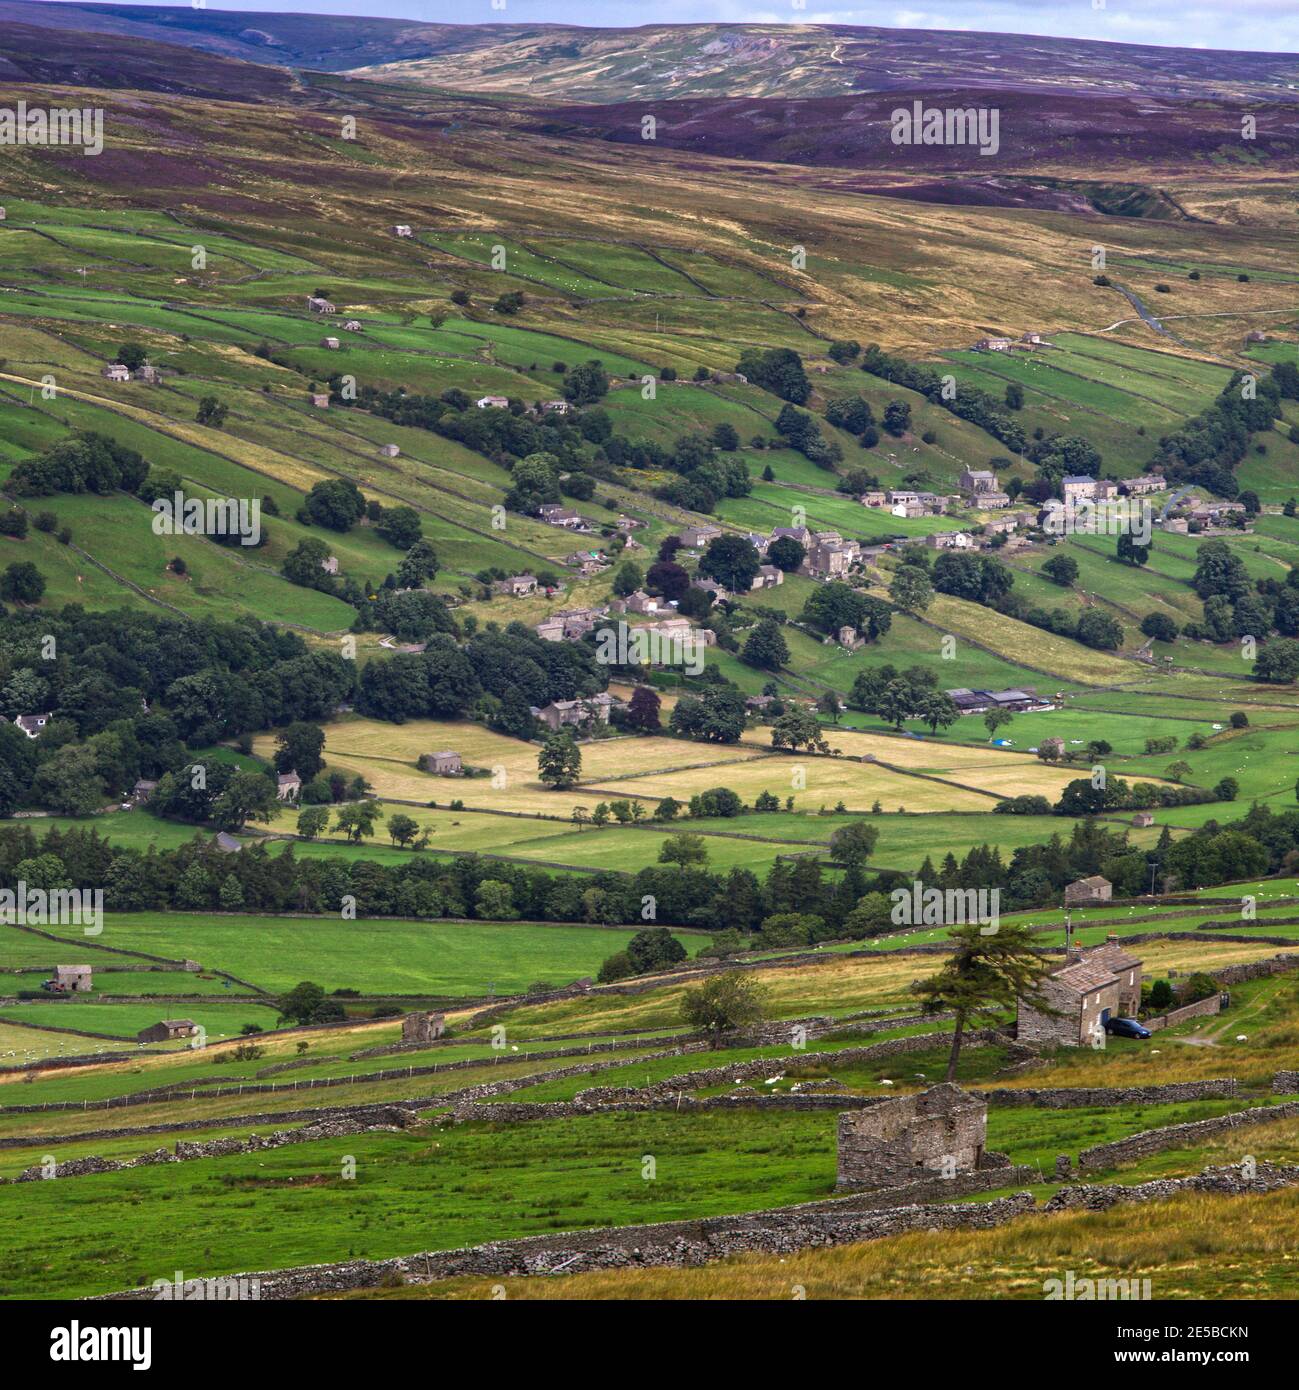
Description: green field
xmin=30 ymin=915 xmax=703 ymax=997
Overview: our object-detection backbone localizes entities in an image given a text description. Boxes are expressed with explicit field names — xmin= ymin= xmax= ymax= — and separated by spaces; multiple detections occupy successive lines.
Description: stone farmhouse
xmin=974 ymin=333 xmax=1051 ymax=352
xmin=800 ymin=531 xmax=861 ymax=579
xmin=837 ymin=1084 xmax=993 ymax=1189
xmin=1190 ymin=501 xmax=1248 ymax=529
xmin=1017 ymin=938 xmax=1143 ymax=1047
xmin=1061 ymin=475 xmax=1097 ymax=504
xmin=419 ymin=751 xmax=463 ymax=775
xmin=872 ymin=489 xmax=950 ymax=517
xmin=534 ymin=607 xmax=608 ymax=642
xmin=1121 ymin=475 xmax=1164 ymax=496
xmin=677 ymin=523 xmax=721 ymax=549
xmin=690 ymin=577 xmax=727 ymax=603
xmin=494 ymin=574 xmax=537 ymax=597
xmin=959 ymin=468 xmax=998 ymax=495
xmin=276 ymin=772 xmax=301 ymax=801
xmin=616 ymin=590 xmax=665 ymax=616
xmin=102 ymin=363 xmax=131 ymax=382
xmin=475 ymin=394 xmax=509 ymax=409
xmin=14 ymin=713 xmax=50 ymax=738
xmin=958 ymin=469 xmax=1009 ymax=507
xmin=531 ymin=693 xmax=622 ymax=732
xmin=137 ymin=1020 xmax=198 ymax=1044
xmin=1065 ymin=874 xmax=1113 ymax=906
xmin=928 ymin=530 xmax=976 ymax=550
xmin=566 ymin=550 xmax=607 ymax=575
xmin=643 ymin=616 xmax=716 ymax=647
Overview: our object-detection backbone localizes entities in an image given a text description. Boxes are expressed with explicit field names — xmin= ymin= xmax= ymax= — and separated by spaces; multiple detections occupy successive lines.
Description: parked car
xmin=1104 ymin=1016 xmax=1151 ymax=1040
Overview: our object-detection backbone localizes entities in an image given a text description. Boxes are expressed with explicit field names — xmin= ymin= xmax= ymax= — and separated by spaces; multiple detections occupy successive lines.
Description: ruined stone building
xmin=402 ymin=1011 xmax=446 ymax=1044
xmin=837 ymin=1083 xmax=990 ymax=1190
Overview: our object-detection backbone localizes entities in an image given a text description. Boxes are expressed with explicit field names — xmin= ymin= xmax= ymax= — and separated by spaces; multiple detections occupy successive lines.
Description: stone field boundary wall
xmin=978 ymin=1079 xmax=1240 ymax=1109
xmin=1 ymin=1107 xmax=424 ymax=1184
xmin=1144 ymin=994 xmax=1222 ymax=1032
xmin=1077 ymin=1100 xmax=1299 ymax=1171
xmin=0 ymin=1039 xmax=717 ymax=1117
xmin=2 ymin=1009 xmax=974 ymax=1120
xmin=0 ymin=1098 xmax=435 ymax=1151
xmin=557 ymin=1030 xmax=1022 ymax=1111
xmin=88 ymin=1161 xmax=1299 ymax=1301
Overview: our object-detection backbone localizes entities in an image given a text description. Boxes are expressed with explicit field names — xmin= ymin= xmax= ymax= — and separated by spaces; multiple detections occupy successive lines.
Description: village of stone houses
xmin=6 ymin=2 xmax=1299 ymax=1318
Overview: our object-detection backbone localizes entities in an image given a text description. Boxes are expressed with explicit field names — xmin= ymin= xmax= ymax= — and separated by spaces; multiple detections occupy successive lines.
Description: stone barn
xmin=1064 ymin=874 xmax=1112 ymax=906
xmin=419 ymin=750 xmax=462 ymax=775
xmin=836 ymin=1083 xmax=988 ymax=1190
xmin=402 ymin=1011 xmax=445 ymax=1044
xmin=137 ymin=1020 xmax=199 ymax=1044
xmin=49 ymin=965 xmax=93 ymax=993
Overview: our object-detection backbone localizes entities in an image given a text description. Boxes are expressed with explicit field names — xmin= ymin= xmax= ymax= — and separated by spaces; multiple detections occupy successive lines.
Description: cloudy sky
xmin=85 ymin=0 xmax=1299 ymax=53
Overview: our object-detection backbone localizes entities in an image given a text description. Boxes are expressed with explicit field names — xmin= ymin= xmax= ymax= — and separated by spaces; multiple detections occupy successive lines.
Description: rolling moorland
xmin=2 ymin=8 xmax=1299 ymax=1304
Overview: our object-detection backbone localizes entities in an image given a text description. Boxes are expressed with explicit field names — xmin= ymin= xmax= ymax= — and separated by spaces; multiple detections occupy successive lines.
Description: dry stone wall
xmin=979 ymin=1079 xmax=1239 ymax=1109
xmin=93 ymin=1192 xmax=1040 ymax=1300
xmin=2 ymin=1107 xmax=424 ymax=1183
xmin=1145 ymin=995 xmax=1222 ymax=1032
xmin=1077 ymin=1101 xmax=1299 ymax=1171
xmin=90 ymin=1160 xmax=1299 ymax=1301
xmin=565 ymin=1030 xmax=1011 ymax=1110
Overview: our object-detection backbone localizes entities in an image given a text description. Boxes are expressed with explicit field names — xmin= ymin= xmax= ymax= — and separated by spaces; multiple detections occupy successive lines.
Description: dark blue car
xmin=1104 ymin=1016 xmax=1151 ymax=1040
